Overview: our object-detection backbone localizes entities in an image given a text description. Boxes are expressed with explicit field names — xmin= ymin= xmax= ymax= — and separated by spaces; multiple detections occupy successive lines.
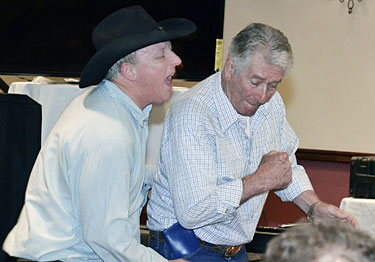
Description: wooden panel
xmin=296 ymin=148 xmax=375 ymax=163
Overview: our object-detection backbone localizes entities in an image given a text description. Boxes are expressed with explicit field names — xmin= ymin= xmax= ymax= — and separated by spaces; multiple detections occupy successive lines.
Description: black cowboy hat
xmin=79 ymin=5 xmax=196 ymax=88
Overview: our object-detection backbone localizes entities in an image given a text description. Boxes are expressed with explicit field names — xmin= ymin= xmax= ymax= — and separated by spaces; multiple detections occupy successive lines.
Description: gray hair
xmin=227 ymin=23 xmax=293 ymax=77
xmin=105 ymin=51 xmax=137 ymax=81
xmin=264 ymin=218 xmax=375 ymax=262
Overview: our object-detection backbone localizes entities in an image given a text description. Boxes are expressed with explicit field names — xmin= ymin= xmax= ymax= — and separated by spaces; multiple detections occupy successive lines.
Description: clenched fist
xmin=241 ymin=151 xmax=292 ymax=203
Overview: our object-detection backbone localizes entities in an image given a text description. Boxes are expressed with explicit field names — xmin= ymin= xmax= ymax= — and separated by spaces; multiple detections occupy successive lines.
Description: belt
xmin=198 ymin=239 xmax=243 ymax=258
xmin=149 ymin=230 xmax=244 ymax=258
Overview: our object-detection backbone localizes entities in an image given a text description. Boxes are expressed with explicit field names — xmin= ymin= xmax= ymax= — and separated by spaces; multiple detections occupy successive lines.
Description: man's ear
xmin=121 ymin=62 xmax=136 ymax=81
xmin=223 ymin=56 xmax=235 ymax=81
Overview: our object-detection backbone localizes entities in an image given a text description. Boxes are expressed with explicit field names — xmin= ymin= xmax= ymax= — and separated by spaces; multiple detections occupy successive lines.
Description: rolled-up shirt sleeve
xmin=161 ymin=113 xmax=243 ymax=229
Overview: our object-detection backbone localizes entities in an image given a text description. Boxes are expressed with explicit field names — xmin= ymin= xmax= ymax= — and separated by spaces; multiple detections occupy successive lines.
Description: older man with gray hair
xmin=146 ymin=23 xmax=358 ymax=262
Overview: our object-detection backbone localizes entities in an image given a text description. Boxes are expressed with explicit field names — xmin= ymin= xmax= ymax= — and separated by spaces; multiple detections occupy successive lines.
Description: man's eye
xmin=155 ymin=51 xmax=165 ymax=59
xmin=251 ymin=81 xmax=260 ymax=86
xmin=268 ymin=83 xmax=278 ymax=89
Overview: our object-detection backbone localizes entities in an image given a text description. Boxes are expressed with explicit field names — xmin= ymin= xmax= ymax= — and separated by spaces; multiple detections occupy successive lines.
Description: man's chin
xmin=154 ymin=92 xmax=172 ymax=105
xmin=238 ymin=104 xmax=258 ymax=116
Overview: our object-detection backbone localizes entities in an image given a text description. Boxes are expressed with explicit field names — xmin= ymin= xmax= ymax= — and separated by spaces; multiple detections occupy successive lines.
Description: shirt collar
xmin=213 ymin=72 xmax=239 ymax=132
xmin=100 ymin=80 xmax=152 ymax=127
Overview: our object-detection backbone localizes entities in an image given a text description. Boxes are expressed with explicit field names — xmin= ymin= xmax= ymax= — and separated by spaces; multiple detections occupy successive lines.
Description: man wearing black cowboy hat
xmin=3 ymin=5 xmax=195 ymax=262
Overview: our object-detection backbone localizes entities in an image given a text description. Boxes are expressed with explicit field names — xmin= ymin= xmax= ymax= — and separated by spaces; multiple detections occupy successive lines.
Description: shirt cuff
xmin=216 ymin=179 xmax=243 ymax=215
xmin=275 ymin=165 xmax=314 ymax=202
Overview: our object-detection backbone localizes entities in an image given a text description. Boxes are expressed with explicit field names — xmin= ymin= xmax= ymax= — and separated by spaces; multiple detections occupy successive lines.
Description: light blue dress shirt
xmin=147 ymin=72 xmax=314 ymax=246
xmin=3 ymin=80 xmax=167 ymax=262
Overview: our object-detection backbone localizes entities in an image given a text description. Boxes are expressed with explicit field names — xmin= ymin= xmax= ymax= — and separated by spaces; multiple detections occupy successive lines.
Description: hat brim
xmin=79 ymin=18 xmax=196 ymax=88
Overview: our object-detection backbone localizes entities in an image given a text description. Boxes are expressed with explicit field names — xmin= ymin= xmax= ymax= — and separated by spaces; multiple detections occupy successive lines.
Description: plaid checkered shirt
xmin=147 ymin=72 xmax=313 ymax=245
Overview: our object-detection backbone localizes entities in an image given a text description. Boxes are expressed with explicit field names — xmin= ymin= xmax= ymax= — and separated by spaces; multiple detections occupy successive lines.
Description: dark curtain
xmin=0 ymin=94 xmax=41 ymax=262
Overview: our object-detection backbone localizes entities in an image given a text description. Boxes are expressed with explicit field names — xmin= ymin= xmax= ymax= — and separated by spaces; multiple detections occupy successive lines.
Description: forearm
xmin=241 ymin=173 xmax=269 ymax=204
xmin=241 ymin=151 xmax=294 ymax=204
xmin=292 ymin=190 xmax=320 ymax=214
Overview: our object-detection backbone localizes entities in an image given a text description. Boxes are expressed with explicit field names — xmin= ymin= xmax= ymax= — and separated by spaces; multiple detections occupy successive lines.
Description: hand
xmin=255 ymin=151 xmax=292 ymax=190
xmin=241 ymin=151 xmax=292 ymax=202
xmin=169 ymin=259 xmax=189 ymax=262
xmin=313 ymin=201 xmax=360 ymax=229
xmin=259 ymin=150 xmax=288 ymax=164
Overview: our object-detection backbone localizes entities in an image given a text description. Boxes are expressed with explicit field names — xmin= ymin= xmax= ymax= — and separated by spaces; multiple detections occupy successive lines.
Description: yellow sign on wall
xmin=214 ymin=39 xmax=223 ymax=72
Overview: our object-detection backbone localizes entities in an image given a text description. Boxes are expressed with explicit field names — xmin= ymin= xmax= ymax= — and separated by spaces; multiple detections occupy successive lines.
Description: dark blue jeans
xmin=148 ymin=232 xmax=249 ymax=262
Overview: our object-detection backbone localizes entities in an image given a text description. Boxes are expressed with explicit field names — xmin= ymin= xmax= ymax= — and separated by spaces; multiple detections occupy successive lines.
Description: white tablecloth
xmin=340 ymin=197 xmax=375 ymax=236
xmin=8 ymin=78 xmax=188 ymax=167
xmin=9 ymin=81 xmax=91 ymax=144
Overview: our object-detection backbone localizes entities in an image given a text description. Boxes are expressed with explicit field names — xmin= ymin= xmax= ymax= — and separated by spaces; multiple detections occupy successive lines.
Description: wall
xmin=223 ymin=0 xmax=375 ymax=154
xmin=4 ymin=1 xmax=375 ymax=153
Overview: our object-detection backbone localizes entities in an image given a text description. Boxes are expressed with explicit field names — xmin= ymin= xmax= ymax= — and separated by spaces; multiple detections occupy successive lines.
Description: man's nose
xmin=169 ymin=50 xmax=182 ymax=66
xmin=258 ymin=84 xmax=268 ymax=104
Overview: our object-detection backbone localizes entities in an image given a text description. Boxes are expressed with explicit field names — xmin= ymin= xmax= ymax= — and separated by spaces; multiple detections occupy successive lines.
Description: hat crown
xmin=92 ymin=5 xmax=160 ymax=50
